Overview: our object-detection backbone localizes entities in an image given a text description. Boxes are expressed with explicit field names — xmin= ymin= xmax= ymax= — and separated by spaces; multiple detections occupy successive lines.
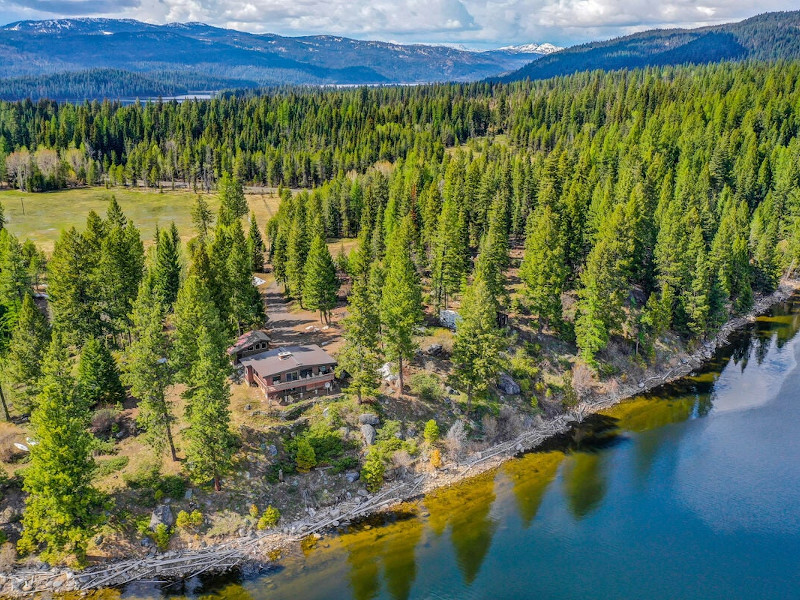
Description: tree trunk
xmin=214 ymin=474 xmax=221 ymax=492
xmin=466 ymin=383 xmax=473 ymax=414
xmin=165 ymin=422 xmax=178 ymax=462
xmin=0 ymin=384 xmax=10 ymax=421
xmin=397 ymin=356 xmax=404 ymax=396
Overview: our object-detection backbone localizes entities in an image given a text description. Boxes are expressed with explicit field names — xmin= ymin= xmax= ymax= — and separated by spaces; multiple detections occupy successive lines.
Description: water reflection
xmin=504 ymin=452 xmax=563 ymax=528
xmin=425 ymin=471 xmax=498 ymax=585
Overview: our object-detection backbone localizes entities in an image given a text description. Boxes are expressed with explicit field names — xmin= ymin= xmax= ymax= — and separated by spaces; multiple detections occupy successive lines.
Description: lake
xmin=121 ymin=292 xmax=800 ymax=600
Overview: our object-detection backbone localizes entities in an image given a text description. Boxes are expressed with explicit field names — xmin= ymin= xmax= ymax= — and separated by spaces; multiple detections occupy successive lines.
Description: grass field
xmin=0 ymin=186 xmax=281 ymax=252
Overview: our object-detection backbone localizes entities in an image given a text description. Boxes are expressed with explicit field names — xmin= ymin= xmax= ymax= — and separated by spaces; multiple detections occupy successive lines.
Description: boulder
xmin=438 ymin=309 xmax=462 ymax=330
xmin=345 ymin=471 xmax=360 ymax=483
xmin=497 ymin=373 xmax=521 ymax=396
xmin=267 ymin=444 xmax=278 ymax=457
xmin=378 ymin=363 xmax=398 ymax=383
xmin=358 ymin=413 xmax=380 ymax=426
xmin=425 ymin=343 xmax=443 ymax=356
xmin=149 ymin=504 xmax=175 ymax=530
xmin=361 ymin=424 xmax=377 ymax=445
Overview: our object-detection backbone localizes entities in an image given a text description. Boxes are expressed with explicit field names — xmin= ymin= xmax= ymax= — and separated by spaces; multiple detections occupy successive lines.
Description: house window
xmin=300 ymin=368 xmax=313 ymax=378
xmin=272 ymin=375 xmax=281 ymax=384
xmin=286 ymin=372 xmax=299 ymax=382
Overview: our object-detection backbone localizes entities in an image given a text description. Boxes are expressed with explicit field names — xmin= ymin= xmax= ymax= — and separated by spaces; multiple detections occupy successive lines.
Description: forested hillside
xmin=0 ymin=60 xmax=800 ymax=565
xmin=500 ymin=11 xmax=800 ymax=82
xmin=0 ymin=70 xmax=258 ymax=102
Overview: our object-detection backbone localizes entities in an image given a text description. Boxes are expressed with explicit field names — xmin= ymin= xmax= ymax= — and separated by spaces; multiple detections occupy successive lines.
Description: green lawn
xmin=0 ymin=187 xmax=280 ymax=252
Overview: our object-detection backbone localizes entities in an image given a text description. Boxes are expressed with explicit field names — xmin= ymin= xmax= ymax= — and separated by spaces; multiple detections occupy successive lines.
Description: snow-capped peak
xmin=497 ymin=42 xmax=562 ymax=55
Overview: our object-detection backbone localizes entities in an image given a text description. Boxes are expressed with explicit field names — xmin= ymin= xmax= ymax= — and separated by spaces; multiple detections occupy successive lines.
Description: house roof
xmin=240 ymin=345 xmax=336 ymax=378
xmin=227 ymin=330 xmax=271 ymax=355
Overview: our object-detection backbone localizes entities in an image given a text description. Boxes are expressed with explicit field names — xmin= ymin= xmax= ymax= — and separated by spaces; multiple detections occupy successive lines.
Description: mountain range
xmin=500 ymin=10 xmax=800 ymax=82
xmin=0 ymin=18 xmax=557 ymax=98
xmin=1 ymin=11 xmax=799 ymax=101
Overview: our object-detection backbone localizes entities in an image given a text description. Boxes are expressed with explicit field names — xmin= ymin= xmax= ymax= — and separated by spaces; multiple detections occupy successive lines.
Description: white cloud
xmin=0 ymin=0 xmax=797 ymax=46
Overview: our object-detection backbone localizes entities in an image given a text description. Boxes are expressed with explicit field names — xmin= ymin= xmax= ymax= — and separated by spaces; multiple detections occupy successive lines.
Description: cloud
xmin=0 ymin=0 xmax=797 ymax=46
xmin=4 ymin=0 xmax=138 ymax=15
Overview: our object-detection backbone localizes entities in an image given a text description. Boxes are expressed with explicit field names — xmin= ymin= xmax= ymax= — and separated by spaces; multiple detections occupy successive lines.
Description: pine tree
xmin=191 ymin=195 xmax=214 ymax=241
xmin=123 ymin=278 xmax=177 ymax=461
xmin=226 ymin=221 xmax=266 ymax=334
xmin=218 ymin=172 xmax=247 ymax=227
xmin=0 ymin=229 xmax=30 ymax=311
xmin=681 ymin=225 xmax=711 ymax=337
xmin=18 ymin=334 xmax=105 ymax=565
xmin=0 ymin=201 xmax=4 ymax=230
xmin=519 ymin=204 xmax=567 ymax=328
xmin=172 ymin=273 xmax=230 ymax=384
xmin=76 ymin=337 xmax=125 ymax=409
xmin=247 ymin=212 xmax=266 ymax=272
xmin=4 ymin=293 xmax=49 ymax=411
xmin=183 ymin=324 xmax=236 ymax=491
xmin=286 ymin=203 xmax=309 ymax=303
xmin=379 ymin=219 xmax=423 ymax=395
xmin=451 ymin=273 xmax=505 ymax=411
xmin=303 ymin=233 xmax=339 ymax=323
xmin=431 ymin=197 xmax=468 ymax=311
xmin=152 ymin=223 xmax=182 ymax=308
xmin=575 ymin=205 xmax=633 ymax=367
xmin=48 ymin=227 xmax=101 ymax=346
xmin=98 ymin=220 xmax=144 ymax=342
xmin=474 ymin=198 xmax=509 ymax=308
xmin=337 ymin=272 xmax=381 ymax=403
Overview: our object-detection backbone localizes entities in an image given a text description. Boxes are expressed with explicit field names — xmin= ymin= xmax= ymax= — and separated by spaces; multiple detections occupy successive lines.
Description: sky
xmin=0 ymin=0 xmax=797 ymax=48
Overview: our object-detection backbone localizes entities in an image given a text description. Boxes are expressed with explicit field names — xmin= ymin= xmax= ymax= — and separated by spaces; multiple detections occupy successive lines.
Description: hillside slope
xmin=500 ymin=11 xmax=800 ymax=82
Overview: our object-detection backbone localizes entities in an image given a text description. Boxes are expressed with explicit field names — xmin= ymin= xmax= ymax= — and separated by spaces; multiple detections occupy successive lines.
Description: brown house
xmin=240 ymin=345 xmax=337 ymax=404
xmin=228 ymin=330 xmax=272 ymax=363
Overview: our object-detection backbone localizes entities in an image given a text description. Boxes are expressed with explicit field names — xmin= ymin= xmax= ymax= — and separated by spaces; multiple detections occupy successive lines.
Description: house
xmin=240 ymin=345 xmax=337 ymax=404
xmin=228 ymin=330 xmax=272 ymax=363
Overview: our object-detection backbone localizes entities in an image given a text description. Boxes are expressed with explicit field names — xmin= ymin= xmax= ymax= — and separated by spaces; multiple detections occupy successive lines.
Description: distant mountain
xmin=494 ymin=43 xmax=562 ymax=55
xmin=500 ymin=11 xmax=800 ymax=82
xmin=0 ymin=18 xmax=553 ymax=99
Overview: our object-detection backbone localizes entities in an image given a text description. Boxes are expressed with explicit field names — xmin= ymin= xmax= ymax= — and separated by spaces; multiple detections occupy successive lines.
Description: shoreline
xmin=3 ymin=280 xmax=798 ymax=597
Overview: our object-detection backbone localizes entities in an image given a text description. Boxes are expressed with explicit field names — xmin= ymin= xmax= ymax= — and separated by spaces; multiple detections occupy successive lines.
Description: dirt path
xmin=265 ymin=281 xmax=342 ymax=349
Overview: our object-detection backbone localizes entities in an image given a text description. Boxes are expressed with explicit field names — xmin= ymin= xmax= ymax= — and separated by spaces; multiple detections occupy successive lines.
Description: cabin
xmin=240 ymin=345 xmax=337 ymax=404
xmin=228 ymin=330 xmax=272 ymax=364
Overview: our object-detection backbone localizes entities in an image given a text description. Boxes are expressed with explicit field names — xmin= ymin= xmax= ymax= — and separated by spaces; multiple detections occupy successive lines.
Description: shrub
xmin=430 ymin=448 xmax=442 ymax=469
xmin=305 ymin=422 xmax=344 ymax=463
xmin=423 ymin=420 xmax=440 ymax=444
xmin=176 ymin=510 xmax=204 ymax=530
xmin=90 ymin=406 xmax=121 ymax=438
xmin=95 ymin=456 xmax=129 ymax=477
xmin=332 ymin=456 xmax=359 ymax=474
xmin=249 ymin=504 xmax=260 ymax=519
xmin=152 ymin=523 xmax=172 ymax=551
xmin=409 ymin=373 xmax=443 ymax=403
xmin=361 ymin=450 xmax=385 ymax=493
xmin=295 ymin=438 xmax=317 ymax=473
xmin=377 ymin=420 xmax=402 ymax=442
xmin=257 ymin=506 xmax=281 ymax=530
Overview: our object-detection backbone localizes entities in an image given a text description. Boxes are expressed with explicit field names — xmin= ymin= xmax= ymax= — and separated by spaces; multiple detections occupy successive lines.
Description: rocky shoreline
xmin=2 ymin=281 xmax=797 ymax=598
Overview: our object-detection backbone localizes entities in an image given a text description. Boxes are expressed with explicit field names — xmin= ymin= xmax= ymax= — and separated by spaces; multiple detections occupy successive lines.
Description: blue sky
xmin=0 ymin=0 xmax=797 ymax=47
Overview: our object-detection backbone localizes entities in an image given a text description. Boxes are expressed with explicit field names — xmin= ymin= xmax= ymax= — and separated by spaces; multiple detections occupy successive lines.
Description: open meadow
xmin=0 ymin=186 xmax=281 ymax=252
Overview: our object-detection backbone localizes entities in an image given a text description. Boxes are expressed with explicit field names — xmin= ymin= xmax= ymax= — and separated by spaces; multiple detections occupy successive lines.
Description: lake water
xmin=122 ymin=292 xmax=800 ymax=600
